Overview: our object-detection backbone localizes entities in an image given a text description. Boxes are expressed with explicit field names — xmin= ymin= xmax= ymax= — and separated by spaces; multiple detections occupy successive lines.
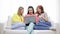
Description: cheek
xmin=29 ymin=11 xmax=33 ymax=13
xmin=21 ymin=10 xmax=24 ymax=13
xmin=38 ymin=9 xmax=41 ymax=13
xmin=38 ymin=9 xmax=40 ymax=11
xmin=37 ymin=9 xmax=39 ymax=11
xmin=19 ymin=11 xmax=23 ymax=14
xmin=31 ymin=11 xmax=33 ymax=13
xmin=38 ymin=11 xmax=41 ymax=13
xmin=21 ymin=11 xmax=23 ymax=13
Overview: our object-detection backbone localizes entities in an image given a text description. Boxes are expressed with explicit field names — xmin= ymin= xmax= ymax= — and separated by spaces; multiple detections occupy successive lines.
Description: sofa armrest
xmin=0 ymin=22 xmax=4 ymax=34
xmin=49 ymin=22 xmax=57 ymax=31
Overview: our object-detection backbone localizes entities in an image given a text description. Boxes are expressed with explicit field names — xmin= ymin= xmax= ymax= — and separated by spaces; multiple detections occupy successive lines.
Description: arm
xmin=42 ymin=16 xmax=48 ymax=21
xmin=41 ymin=13 xmax=48 ymax=22
xmin=35 ymin=15 xmax=39 ymax=23
xmin=12 ymin=14 xmax=20 ymax=22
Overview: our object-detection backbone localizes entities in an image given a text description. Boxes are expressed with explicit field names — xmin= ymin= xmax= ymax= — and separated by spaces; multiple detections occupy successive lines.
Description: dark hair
xmin=27 ymin=6 xmax=34 ymax=14
xmin=36 ymin=5 xmax=44 ymax=15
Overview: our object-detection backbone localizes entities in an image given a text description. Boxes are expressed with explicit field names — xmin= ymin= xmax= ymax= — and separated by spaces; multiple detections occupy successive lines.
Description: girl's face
xmin=28 ymin=8 xmax=33 ymax=14
xmin=18 ymin=9 xmax=24 ymax=15
xmin=37 ymin=8 xmax=41 ymax=14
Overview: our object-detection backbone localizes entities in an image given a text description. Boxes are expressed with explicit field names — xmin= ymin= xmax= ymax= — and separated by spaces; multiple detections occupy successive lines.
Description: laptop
xmin=24 ymin=16 xmax=36 ymax=24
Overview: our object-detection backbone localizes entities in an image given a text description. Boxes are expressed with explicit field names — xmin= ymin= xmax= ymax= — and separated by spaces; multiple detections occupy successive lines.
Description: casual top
xmin=12 ymin=14 xmax=24 ymax=23
xmin=25 ymin=14 xmax=39 ymax=23
xmin=39 ymin=13 xmax=48 ymax=22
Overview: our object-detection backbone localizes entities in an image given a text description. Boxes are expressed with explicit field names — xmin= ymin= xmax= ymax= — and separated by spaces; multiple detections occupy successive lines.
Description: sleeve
xmin=43 ymin=13 xmax=50 ymax=21
xmin=22 ymin=16 xmax=24 ymax=22
xmin=12 ymin=14 xmax=20 ymax=22
xmin=44 ymin=13 xmax=48 ymax=19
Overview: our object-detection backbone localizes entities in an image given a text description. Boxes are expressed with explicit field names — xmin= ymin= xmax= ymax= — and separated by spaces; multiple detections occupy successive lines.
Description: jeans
xmin=34 ymin=21 xmax=51 ymax=30
xmin=36 ymin=21 xmax=51 ymax=27
xmin=26 ymin=22 xmax=35 ymax=34
xmin=11 ymin=22 xmax=25 ymax=30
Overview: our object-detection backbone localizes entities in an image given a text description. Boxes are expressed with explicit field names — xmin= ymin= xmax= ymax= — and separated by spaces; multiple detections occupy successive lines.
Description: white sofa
xmin=0 ymin=22 xmax=57 ymax=34
xmin=0 ymin=16 xmax=58 ymax=34
xmin=4 ymin=30 xmax=56 ymax=34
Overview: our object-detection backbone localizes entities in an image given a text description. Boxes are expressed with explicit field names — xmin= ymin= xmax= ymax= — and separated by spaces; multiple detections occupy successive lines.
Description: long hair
xmin=27 ymin=6 xmax=34 ymax=14
xmin=18 ymin=7 xmax=24 ymax=15
xmin=36 ymin=5 xmax=44 ymax=15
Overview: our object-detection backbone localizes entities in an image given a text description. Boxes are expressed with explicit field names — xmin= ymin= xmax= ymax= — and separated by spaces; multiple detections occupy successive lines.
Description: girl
xmin=34 ymin=5 xmax=51 ymax=30
xmin=25 ymin=6 xmax=39 ymax=34
xmin=12 ymin=7 xmax=25 ymax=30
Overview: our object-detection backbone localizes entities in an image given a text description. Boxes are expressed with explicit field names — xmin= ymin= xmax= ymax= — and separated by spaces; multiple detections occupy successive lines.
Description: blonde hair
xmin=18 ymin=7 xmax=24 ymax=11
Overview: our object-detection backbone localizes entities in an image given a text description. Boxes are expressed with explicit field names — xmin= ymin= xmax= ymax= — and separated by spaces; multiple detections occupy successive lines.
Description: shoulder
xmin=25 ymin=14 xmax=30 ymax=16
xmin=12 ymin=14 xmax=18 ymax=17
xmin=43 ymin=12 xmax=47 ymax=14
xmin=44 ymin=12 xmax=47 ymax=14
xmin=42 ymin=12 xmax=47 ymax=16
xmin=13 ymin=13 xmax=17 ymax=16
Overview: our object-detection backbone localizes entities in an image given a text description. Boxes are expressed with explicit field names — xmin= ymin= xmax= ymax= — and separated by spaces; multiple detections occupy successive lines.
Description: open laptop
xmin=24 ymin=16 xmax=36 ymax=24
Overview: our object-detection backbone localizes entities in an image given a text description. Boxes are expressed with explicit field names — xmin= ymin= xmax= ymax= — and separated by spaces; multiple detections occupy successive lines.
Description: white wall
xmin=0 ymin=0 xmax=59 ymax=23
xmin=58 ymin=0 xmax=60 ymax=23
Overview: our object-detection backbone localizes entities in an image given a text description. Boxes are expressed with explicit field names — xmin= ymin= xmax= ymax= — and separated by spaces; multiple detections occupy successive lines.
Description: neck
xmin=29 ymin=14 xmax=33 ymax=15
xmin=29 ymin=13 xmax=33 ymax=15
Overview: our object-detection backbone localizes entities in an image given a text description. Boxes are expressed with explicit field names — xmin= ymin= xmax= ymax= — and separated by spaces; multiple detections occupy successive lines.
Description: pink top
xmin=25 ymin=14 xmax=39 ymax=23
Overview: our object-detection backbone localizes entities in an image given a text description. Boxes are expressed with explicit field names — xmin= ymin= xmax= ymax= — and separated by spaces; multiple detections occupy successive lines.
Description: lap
xmin=11 ymin=22 xmax=25 ymax=29
xmin=36 ymin=21 xmax=51 ymax=26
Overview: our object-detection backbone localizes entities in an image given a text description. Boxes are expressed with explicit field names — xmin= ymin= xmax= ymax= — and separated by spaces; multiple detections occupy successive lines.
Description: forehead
xmin=19 ymin=9 xmax=24 ymax=11
xmin=18 ymin=9 xmax=24 ymax=12
xmin=28 ymin=8 xmax=32 ymax=10
xmin=37 ymin=8 xmax=41 ymax=10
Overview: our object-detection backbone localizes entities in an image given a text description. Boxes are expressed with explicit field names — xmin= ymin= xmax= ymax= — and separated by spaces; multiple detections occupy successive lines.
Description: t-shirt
xmin=39 ymin=13 xmax=48 ymax=22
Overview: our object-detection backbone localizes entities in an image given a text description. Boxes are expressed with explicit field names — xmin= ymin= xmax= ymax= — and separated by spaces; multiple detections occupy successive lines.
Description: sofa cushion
xmin=4 ymin=30 xmax=56 ymax=34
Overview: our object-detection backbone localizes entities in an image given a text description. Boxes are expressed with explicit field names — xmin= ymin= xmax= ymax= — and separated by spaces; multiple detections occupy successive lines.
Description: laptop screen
xmin=24 ymin=16 xmax=36 ymax=24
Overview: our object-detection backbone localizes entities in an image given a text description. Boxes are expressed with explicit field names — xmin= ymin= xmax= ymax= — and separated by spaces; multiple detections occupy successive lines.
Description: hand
xmin=41 ymin=16 xmax=44 ymax=19
xmin=41 ymin=16 xmax=48 ymax=21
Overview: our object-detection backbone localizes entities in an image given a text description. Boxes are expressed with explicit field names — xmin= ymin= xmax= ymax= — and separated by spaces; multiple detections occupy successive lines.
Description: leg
xmin=36 ymin=22 xmax=51 ymax=27
xmin=45 ymin=22 xmax=51 ymax=27
xmin=26 ymin=22 xmax=35 ymax=34
xmin=34 ymin=22 xmax=51 ymax=30
xmin=12 ymin=23 xmax=25 ymax=30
